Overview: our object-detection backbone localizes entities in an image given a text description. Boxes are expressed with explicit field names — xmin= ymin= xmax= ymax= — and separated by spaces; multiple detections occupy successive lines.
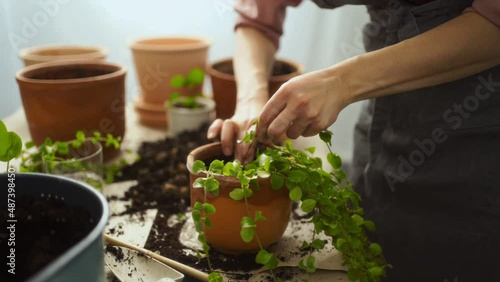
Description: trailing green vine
xmin=192 ymin=121 xmax=387 ymax=282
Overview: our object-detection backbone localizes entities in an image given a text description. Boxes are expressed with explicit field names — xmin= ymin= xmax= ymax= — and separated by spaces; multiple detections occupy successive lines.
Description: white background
xmin=0 ymin=0 xmax=370 ymax=163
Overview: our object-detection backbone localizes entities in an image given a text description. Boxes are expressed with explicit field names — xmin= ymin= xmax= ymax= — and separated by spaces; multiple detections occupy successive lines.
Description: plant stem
xmin=242 ymin=193 xmax=278 ymax=282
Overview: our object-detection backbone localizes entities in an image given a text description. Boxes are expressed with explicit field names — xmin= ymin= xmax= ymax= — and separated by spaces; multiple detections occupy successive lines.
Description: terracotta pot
xmin=19 ymin=45 xmax=107 ymax=66
xmin=207 ymin=58 xmax=304 ymax=119
xmin=130 ymin=36 xmax=210 ymax=104
xmin=187 ymin=142 xmax=292 ymax=254
xmin=16 ymin=60 xmax=126 ymax=161
xmin=166 ymin=96 xmax=215 ymax=136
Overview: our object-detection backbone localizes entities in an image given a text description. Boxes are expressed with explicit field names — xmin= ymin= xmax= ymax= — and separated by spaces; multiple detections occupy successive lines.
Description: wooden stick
xmin=104 ymin=234 xmax=209 ymax=282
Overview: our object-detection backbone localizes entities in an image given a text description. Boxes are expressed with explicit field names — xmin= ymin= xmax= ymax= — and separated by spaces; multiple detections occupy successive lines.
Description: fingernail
xmin=207 ymin=131 xmax=215 ymax=139
xmin=223 ymin=147 xmax=231 ymax=156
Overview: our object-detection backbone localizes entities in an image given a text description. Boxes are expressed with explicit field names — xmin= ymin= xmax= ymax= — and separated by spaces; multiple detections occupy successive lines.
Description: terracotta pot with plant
xmin=15 ymin=60 xmax=126 ymax=161
xmin=19 ymin=45 xmax=107 ymax=66
xmin=207 ymin=58 xmax=303 ymax=119
xmin=130 ymin=36 xmax=211 ymax=127
xmin=187 ymin=142 xmax=292 ymax=254
xmin=187 ymin=122 xmax=388 ymax=282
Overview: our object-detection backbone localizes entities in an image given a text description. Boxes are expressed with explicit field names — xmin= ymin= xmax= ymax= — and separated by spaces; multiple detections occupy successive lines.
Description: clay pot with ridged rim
xmin=187 ymin=142 xmax=292 ymax=254
xmin=207 ymin=58 xmax=304 ymax=119
xmin=15 ymin=60 xmax=126 ymax=161
xmin=19 ymin=45 xmax=107 ymax=66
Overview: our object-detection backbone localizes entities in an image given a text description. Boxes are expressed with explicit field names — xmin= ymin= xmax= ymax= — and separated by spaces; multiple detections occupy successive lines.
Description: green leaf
xmin=192 ymin=160 xmax=206 ymax=173
xmin=304 ymin=147 xmax=315 ymax=154
xmin=254 ymin=211 xmax=266 ymax=222
xmin=186 ymin=67 xmax=205 ymax=86
xmin=76 ymin=131 xmax=86 ymax=142
xmin=301 ymin=199 xmax=317 ymax=213
xmin=192 ymin=210 xmax=202 ymax=221
xmin=24 ymin=141 xmax=35 ymax=149
xmin=319 ymin=131 xmax=333 ymax=146
xmin=193 ymin=202 xmax=203 ymax=211
xmin=0 ymin=132 xmax=22 ymax=162
xmin=203 ymin=203 xmax=216 ymax=214
xmin=208 ymin=272 xmax=224 ymax=282
xmin=351 ymin=214 xmax=364 ymax=226
xmin=300 ymin=241 xmax=310 ymax=250
xmin=258 ymin=153 xmax=271 ymax=171
xmin=327 ymin=153 xmax=342 ymax=169
xmin=364 ymin=220 xmax=376 ymax=232
xmin=306 ymin=255 xmax=316 ymax=272
xmin=289 ymin=186 xmax=302 ymax=201
xmin=311 ymin=239 xmax=325 ymax=250
xmin=288 ymin=170 xmax=307 ymax=183
xmin=240 ymin=217 xmax=256 ymax=243
xmin=257 ymin=170 xmax=270 ymax=178
xmin=368 ymin=266 xmax=384 ymax=277
xmin=368 ymin=243 xmax=382 ymax=256
xmin=336 ymin=238 xmax=347 ymax=250
xmin=223 ymin=162 xmax=235 ymax=176
xmin=255 ymin=250 xmax=279 ymax=270
xmin=170 ymin=75 xmax=185 ymax=88
xmin=270 ymin=174 xmax=284 ymax=190
xmin=193 ymin=178 xmax=205 ymax=189
xmin=209 ymin=160 xmax=224 ymax=173
xmin=229 ymin=188 xmax=245 ymax=201
xmin=204 ymin=177 xmax=220 ymax=195
xmin=0 ymin=120 xmax=9 ymax=157
xmin=204 ymin=217 xmax=212 ymax=228
xmin=243 ymin=187 xmax=253 ymax=198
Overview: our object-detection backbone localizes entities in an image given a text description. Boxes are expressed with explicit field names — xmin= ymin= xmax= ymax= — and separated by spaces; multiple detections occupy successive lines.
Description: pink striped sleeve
xmin=471 ymin=0 xmax=500 ymax=26
xmin=234 ymin=0 xmax=302 ymax=49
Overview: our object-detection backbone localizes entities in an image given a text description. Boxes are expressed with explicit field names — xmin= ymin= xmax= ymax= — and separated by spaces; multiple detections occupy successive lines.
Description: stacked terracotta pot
xmin=130 ymin=37 xmax=211 ymax=128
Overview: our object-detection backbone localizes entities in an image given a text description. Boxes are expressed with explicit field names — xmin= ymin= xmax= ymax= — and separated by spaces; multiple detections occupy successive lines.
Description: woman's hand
xmin=256 ymin=67 xmax=352 ymax=142
xmin=207 ymin=96 xmax=268 ymax=164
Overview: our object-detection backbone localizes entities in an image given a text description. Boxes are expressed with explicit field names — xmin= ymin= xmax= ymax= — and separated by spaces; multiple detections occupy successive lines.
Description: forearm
xmin=234 ymin=27 xmax=277 ymax=105
xmin=339 ymin=11 xmax=500 ymax=103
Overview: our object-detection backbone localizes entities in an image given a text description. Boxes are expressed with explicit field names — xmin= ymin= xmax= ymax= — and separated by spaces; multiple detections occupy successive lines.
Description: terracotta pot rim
xmin=207 ymin=57 xmax=304 ymax=82
xmin=18 ymin=45 xmax=107 ymax=62
xmin=130 ymin=36 xmax=212 ymax=52
xmin=187 ymin=142 xmax=243 ymax=186
xmin=16 ymin=59 xmax=126 ymax=85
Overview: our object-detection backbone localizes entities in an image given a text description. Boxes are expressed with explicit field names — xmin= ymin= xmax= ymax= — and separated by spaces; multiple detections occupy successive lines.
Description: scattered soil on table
xmin=0 ymin=195 xmax=94 ymax=282
xmin=108 ymin=125 xmax=282 ymax=281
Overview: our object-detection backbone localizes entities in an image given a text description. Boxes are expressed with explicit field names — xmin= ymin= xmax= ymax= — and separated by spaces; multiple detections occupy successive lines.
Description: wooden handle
xmin=104 ymin=234 xmax=209 ymax=282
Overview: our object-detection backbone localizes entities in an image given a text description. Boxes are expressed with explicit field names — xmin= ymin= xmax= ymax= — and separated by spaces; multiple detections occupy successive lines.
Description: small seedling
xmin=168 ymin=67 xmax=205 ymax=109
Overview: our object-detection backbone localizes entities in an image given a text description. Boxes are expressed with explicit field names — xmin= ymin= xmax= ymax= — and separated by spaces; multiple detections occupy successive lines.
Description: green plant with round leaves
xmin=0 ymin=120 xmax=23 ymax=172
xmin=19 ymin=130 xmax=123 ymax=189
xmin=192 ymin=120 xmax=388 ymax=282
xmin=168 ymin=67 xmax=206 ymax=109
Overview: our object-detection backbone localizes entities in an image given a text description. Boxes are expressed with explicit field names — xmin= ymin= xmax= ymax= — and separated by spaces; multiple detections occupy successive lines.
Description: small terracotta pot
xmin=19 ymin=45 xmax=107 ymax=66
xmin=133 ymin=96 xmax=168 ymax=128
xmin=207 ymin=58 xmax=304 ymax=119
xmin=187 ymin=142 xmax=292 ymax=254
xmin=130 ymin=36 xmax=211 ymax=104
xmin=16 ymin=60 xmax=126 ymax=161
xmin=166 ymin=96 xmax=215 ymax=136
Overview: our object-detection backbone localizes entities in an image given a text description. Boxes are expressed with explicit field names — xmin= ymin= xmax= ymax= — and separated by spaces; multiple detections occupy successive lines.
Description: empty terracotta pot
xmin=19 ymin=45 xmax=107 ymax=66
xmin=16 ymin=60 xmax=126 ymax=161
xmin=187 ymin=142 xmax=292 ymax=254
xmin=130 ymin=36 xmax=210 ymax=103
xmin=207 ymin=58 xmax=304 ymax=119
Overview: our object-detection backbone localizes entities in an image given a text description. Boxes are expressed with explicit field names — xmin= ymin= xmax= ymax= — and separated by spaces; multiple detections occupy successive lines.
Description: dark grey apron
xmin=312 ymin=0 xmax=500 ymax=281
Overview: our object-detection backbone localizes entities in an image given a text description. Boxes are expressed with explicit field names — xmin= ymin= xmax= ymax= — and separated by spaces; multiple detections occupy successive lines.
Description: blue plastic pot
xmin=1 ymin=173 xmax=109 ymax=282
